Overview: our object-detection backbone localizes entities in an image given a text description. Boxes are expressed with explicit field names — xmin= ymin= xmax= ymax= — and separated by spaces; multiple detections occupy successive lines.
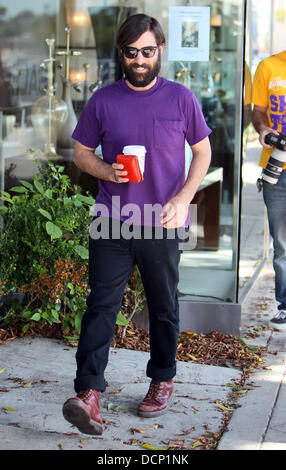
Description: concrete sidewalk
xmin=0 ymin=259 xmax=286 ymax=452
xmin=218 ymin=257 xmax=286 ymax=450
xmin=0 ymin=337 xmax=241 ymax=451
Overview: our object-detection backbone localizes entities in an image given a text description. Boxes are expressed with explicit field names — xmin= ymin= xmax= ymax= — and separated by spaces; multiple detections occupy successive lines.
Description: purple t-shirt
xmin=72 ymin=76 xmax=211 ymax=226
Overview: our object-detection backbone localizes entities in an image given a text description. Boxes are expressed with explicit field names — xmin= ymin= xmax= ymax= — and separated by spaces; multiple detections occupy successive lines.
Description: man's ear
xmin=118 ymin=48 xmax=124 ymax=61
xmin=159 ymin=44 xmax=164 ymax=54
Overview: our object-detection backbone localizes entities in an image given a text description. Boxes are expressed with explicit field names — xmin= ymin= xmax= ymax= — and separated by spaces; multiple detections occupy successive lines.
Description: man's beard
xmin=121 ymin=54 xmax=161 ymax=88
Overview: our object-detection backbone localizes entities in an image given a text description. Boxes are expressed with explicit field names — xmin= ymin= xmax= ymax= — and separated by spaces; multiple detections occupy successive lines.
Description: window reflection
xmin=0 ymin=1 xmax=58 ymax=194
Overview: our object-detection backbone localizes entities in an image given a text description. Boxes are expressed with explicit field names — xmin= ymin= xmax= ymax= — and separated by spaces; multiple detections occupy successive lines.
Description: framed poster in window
xmin=168 ymin=6 xmax=210 ymax=62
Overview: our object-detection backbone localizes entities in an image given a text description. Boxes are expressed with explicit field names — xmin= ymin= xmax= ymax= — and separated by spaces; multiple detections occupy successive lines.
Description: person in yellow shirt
xmin=252 ymin=51 xmax=286 ymax=329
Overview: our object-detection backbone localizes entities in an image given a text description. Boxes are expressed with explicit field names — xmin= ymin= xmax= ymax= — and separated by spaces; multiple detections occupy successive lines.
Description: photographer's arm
xmin=252 ymin=105 xmax=278 ymax=149
xmin=74 ymin=141 xmax=129 ymax=183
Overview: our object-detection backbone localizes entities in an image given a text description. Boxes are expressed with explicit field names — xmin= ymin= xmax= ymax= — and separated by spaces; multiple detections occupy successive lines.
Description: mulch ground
xmin=0 ymin=319 xmax=265 ymax=372
xmin=112 ymin=323 xmax=265 ymax=371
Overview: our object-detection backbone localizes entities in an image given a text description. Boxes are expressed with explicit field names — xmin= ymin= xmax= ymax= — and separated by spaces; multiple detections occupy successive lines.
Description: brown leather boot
xmin=62 ymin=389 xmax=103 ymax=435
xmin=138 ymin=379 xmax=174 ymax=417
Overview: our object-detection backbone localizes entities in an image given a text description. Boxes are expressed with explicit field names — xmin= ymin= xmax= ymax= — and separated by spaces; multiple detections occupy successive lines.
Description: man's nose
xmin=135 ymin=51 xmax=146 ymax=63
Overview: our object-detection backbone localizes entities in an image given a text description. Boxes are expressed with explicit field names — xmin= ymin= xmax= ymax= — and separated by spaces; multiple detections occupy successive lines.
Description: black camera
xmin=262 ymin=132 xmax=286 ymax=184
xmin=264 ymin=132 xmax=286 ymax=150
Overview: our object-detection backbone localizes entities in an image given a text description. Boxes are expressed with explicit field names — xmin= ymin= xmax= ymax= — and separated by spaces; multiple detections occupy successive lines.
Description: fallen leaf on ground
xmin=141 ymin=443 xmax=168 ymax=450
xmin=216 ymin=401 xmax=233 ymax=412
xmin=123 ymin=438 xmax=144 ymax=446
xmin=130 ymin=424 xmax=162 ymax=435
xmin=130 ymin=428 xmax=146 ymax=434
xmin=186 ymin=354 xmax=197 ymax=360
xmin=192 ymin=441 xmax=204 ymax=448
xmin=175 ymin=427 xmax=195 ymax=436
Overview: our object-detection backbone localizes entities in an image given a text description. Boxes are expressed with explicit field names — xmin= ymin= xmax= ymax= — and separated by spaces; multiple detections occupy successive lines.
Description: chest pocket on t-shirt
xmin=154 ymin=119 xmax=184 ymax=149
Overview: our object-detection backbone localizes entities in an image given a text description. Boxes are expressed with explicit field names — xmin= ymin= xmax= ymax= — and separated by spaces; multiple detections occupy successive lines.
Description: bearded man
xmin=62 ymin=14 xmax=211 ymax=435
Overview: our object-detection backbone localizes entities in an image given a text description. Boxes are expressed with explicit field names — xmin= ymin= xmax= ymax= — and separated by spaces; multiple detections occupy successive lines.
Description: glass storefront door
xmin=0 ymin=0 xmax=246 ymax=332
xmin=148 ymin=0 xmax=245 ymax=305
xmin=238 ymin=0 xmax=272 ymax=299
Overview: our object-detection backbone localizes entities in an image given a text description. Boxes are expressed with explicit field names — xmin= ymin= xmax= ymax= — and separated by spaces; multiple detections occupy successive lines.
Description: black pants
xmin=74 ymin=220 xmax=181 ymax=393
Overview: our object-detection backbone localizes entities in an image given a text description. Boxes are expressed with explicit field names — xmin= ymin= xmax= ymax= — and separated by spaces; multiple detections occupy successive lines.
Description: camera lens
xmin=262 ymin=133 xmax=286 ymax=184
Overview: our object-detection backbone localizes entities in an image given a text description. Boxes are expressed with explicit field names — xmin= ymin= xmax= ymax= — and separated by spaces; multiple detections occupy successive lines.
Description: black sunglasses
xmin=121 ymin=46 xmax=159 ymax=59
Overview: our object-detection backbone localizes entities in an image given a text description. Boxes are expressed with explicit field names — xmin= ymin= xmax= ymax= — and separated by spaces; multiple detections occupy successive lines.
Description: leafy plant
xmin=0 ymin=161 xmax=93 ymax=335
xmin=0 ymin=160 xmax=145 ymax=340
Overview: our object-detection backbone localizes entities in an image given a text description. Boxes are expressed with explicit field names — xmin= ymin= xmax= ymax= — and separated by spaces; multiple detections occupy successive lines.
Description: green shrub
xmin=0 ymin=161 xmax=145 ymax=340
xmin=0 ymin=161 xmax=93 ymax=335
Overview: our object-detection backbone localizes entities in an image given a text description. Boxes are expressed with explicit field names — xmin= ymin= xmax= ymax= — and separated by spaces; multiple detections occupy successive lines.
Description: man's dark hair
xmin=116 ymin=14 xmax=166 ymax=50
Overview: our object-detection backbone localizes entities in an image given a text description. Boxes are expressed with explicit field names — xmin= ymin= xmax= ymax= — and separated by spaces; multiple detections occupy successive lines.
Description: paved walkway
xmin=0 ymin=257 xmax=286 ymax=452
xmin=218 ymin=256 xmax=286 ymax=450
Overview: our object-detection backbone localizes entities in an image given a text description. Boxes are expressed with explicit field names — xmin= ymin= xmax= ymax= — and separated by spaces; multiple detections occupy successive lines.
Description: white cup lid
xmin=123 ymin=145 xmax=146 ymax=155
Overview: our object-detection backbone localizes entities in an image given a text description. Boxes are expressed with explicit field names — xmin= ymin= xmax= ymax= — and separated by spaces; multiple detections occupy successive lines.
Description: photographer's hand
xmin=252 ymin=104 xmax=279 ymax=149
xmin=259 ymin=127 xmax=279 ymax=149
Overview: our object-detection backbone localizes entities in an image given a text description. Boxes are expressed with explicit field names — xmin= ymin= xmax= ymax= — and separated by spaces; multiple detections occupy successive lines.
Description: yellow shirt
xmin=244 ymin=62 xmax=252 ymax=106
xmin=252 ymin=51 xmax=286 ymax=168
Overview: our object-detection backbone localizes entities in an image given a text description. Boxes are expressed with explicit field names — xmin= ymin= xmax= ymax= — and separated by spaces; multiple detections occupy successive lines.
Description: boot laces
xmin=77 ymin=389 xmax=94 ymax=400
xmin=146 ymin=381 xmax=164 ymax=400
